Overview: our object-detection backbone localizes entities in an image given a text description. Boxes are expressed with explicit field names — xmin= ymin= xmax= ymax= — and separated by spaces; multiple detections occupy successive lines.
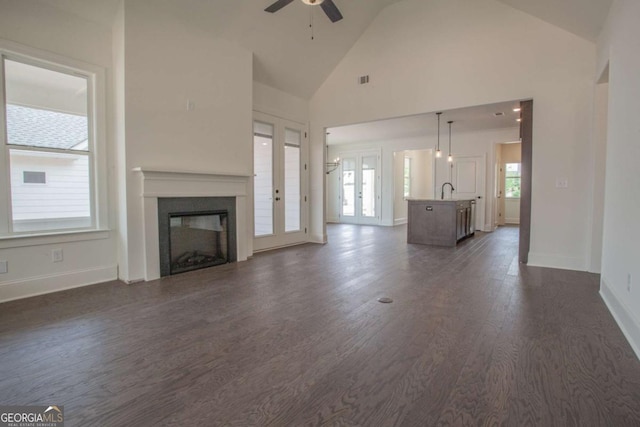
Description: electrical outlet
xmin=0 ymin=260 xmax=7 ymax=274
xmin=628 ymin=273 xmax=632 ymax=292
xmin=52 ymin=249 xmax=63 ymax=263
xmin=555 ymin=178 xmax=569 ymax=189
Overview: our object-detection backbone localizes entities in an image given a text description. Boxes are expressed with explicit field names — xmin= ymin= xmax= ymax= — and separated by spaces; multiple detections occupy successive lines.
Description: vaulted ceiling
xmin=496 ymin=0 xmax=612 ymax=42
xmin=43 ymin=0 xmax=612 ymax=99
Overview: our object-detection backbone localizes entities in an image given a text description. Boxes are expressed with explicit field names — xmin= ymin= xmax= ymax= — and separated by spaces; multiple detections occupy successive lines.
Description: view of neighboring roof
xmin=6 ymin=104 xmax=88 ymax=150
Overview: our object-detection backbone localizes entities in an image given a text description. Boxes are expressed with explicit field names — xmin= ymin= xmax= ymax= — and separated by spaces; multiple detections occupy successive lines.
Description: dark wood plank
xmin=0 ymin=225 xmax=639 ymax=426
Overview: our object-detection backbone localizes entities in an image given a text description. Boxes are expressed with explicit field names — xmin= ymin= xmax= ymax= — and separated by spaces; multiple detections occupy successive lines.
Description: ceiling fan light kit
xmin=265 ymin=0 xmax=343 ymax=23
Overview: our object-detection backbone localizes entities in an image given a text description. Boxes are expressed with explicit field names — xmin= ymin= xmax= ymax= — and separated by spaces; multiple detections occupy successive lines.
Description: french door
xmin=253 ymin=112 xmax=307 ymax=251
xmin=339 ymin=151 xmax=380 ymax=225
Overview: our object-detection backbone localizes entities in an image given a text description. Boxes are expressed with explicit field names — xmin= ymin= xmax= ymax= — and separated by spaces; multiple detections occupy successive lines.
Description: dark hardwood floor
xmin=1 ymin=225 xmax=639 ymax=426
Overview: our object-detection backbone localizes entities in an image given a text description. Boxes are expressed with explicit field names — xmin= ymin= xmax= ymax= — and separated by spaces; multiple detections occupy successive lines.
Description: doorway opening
xmin=495 ymin=142 xmax=522 ymax=227
xmin=323 ymin=99 xmax=533 ymax=263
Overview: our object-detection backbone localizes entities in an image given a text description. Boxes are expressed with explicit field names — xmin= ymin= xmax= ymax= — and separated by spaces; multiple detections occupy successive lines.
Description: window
xmin=23 ymin=171 xmax=46 ymax=184
xmin=0 ymin=48 xmax=102 ymax=236
xmin=403 ymin=156 xmax=411 ymax=198
xmin=505 ymin=163 xmax=521 ymax=198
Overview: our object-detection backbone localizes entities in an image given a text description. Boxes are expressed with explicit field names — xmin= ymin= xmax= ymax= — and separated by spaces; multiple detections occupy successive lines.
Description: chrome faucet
xmin=441 ymin=182 xmax=455 ymax=200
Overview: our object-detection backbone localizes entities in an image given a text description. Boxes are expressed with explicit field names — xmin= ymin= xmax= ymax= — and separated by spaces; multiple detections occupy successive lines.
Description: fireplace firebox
xmin=169 ymin=211 xmax=228 ymax=274
xmin=158 ymin=197 xmax=237 ymax=277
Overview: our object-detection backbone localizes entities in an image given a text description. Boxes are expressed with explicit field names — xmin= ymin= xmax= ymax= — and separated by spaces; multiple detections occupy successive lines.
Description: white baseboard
xmin=505 ymin=218 xmax=520 ymax=224
xmin=0 ymin=265 xmax=117 ymax=303
xmin=327 ymin=217 xmax=340 ymax=223
xmin=394 ymin=217 xmax=407 ymax=226
xmin=600 ymin=278 xmax=640 ymax=361
xmin=309 ymin=233 xmax=326 ymax=244
xmin=527 ymin=252 xmax=586 ymax=271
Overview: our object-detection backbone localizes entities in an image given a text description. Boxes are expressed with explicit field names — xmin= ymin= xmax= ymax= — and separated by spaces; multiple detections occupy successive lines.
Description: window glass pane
xmin=342 ymin=158 xmax=355 ymax=217
xmin=505 ymin=163 xmax=521 ymax=198
xmin=284 ymin=128 xmax=301 ymax=147
xmin=403 ymin=157 xmax=411 ymax=198
xmin=10 ymin=149 xmax=91 ymax=232
xmin=284 ymin=128 xmax=301 ymax=232
xmin=253 ymin=122 xmax=274 ymax=236
xmin=4 ymin=59 xmax=89 ymax=152
xmin=505 ymin=163 xmax=521 ymax=177
xmin=361 ymin=155 xmax=376 ymax=218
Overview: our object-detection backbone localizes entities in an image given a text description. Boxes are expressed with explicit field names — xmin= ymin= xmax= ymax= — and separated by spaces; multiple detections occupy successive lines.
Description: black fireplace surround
xmin=158 ymin=197 xmax=237 ymax=277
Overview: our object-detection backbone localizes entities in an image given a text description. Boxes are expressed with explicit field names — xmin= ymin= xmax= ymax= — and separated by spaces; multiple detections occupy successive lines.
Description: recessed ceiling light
xmin=516 ymin=118 xmax=522 ymax=122
xmin=513 ymin=107 xmax=522 ymax=112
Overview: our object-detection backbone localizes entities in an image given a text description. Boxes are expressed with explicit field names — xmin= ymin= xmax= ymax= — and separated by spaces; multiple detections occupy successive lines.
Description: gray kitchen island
xmin=407 ymin=199 xmax=476 ymax=246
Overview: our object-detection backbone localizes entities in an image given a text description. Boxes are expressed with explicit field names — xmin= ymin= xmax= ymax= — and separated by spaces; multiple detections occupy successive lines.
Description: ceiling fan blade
xmin=265 ymin=0 xmax=295 ymax=13
xmin=320 ymin=0 xmax=343 ymax=23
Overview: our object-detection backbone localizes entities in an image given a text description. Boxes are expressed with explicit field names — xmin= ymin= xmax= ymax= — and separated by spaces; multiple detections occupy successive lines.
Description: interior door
xmin=253 ymin=112 xmax=307 ymax=251
xmin=339 ymin=151 xmax=380 ymax=225
xmin=453 ymin=155 xmax=485 ymax=231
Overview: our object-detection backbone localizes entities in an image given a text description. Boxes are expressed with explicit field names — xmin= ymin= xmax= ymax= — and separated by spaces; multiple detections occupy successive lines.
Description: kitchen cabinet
xmin=408 ymin=199 xmax=475 ymax=246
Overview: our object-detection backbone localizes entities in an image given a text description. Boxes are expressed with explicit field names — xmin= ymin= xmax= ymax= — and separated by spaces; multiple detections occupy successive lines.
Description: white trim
xmin=505 ymin=218 xmax=520 ymax=224
xmin=394 ymin=217 xmax=407 ymax=226
xmin=600 ymin=278 xmax=640 ymax=361
xmin=527 ymin=252 xmax=586 ymax=271
xmin=0 ymin=229 xmax=110 ymax=249
xmin=0 ymin=38 xmax=109 ymax=236
xmin=309 ymin=233 xmax=326 ymax=244
xmin=134 ymin=168 xmax=251 ymax=281
xmin=0 ymin=265 xmax=117 ymax=303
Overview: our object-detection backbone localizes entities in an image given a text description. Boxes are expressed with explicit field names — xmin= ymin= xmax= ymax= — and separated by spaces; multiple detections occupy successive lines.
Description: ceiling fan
xmin=265 ymin=0 xmax=344 ymax=23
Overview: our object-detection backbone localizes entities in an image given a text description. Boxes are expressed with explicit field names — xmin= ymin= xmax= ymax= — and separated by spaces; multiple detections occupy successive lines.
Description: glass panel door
xmin=253 ymin=113 xmax=307 ymax=252
xmin=341 ymin=157 xmax=356 ymax=218
xmin=253 ymin=121 xmax=274 ymax=237
xmin=284 ymin=128 xmax=301 ymax=232
xmin=337 ymin=151 xmax=379 ymax=225
xmin=361 ymin=155 xmax=377 ymax=218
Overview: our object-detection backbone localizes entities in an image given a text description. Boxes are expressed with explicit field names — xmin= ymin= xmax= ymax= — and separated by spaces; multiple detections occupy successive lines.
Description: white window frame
xmin=403 ymin=156 xmax=411 ymax=199
xmin=0 ymin=39 xmax=109 ymax=245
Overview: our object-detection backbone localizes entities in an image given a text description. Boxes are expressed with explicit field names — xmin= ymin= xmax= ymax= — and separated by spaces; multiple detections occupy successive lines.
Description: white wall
xmin=597 ymin=0 xmax=640 ymax=358
xmin=310 ymin=0 xmax=597 ymax=271
xmin=0 ymin=1 xmax=117 ymax=302
xmin=115 ymin=0 xmax=253 ymax=282
xmin=253 ymin=81 xmax=309 ymax=125
xmin=393 ymin=149 xmax=433 ymax=225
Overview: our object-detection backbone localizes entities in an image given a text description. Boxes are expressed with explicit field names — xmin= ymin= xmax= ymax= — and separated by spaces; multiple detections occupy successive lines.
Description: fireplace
xmin=158 ymin=197 xmax=237 ymax=277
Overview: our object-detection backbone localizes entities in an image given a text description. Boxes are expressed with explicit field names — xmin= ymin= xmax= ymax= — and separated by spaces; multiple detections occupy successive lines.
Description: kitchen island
xmin=407 ymin=199 xmax=476 ymax=246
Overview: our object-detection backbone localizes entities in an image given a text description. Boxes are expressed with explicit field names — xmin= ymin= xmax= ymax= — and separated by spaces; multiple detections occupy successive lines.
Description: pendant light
xmin=447 ymin=120 xmax=454 ymax=163
xmin=435 ymin=112 xmax=442 ymax=158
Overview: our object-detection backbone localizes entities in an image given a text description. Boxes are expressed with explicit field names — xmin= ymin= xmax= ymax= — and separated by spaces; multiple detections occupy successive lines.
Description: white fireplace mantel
xmin=133 ymin=167 xmax=252 ymax=281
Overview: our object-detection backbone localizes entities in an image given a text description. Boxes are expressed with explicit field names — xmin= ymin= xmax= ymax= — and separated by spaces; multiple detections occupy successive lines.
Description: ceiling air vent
xmin=359 ymin=75 xmax=370 ymax=85
xmin=494 ymin=112 xmax=505 ymax=117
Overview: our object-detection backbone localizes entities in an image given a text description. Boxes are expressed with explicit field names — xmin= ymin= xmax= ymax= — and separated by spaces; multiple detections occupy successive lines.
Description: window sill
xmin=0 ymin=229 xmax=111 ymax=249
xmin=505 ymin=197 xmax=521 ymax=200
